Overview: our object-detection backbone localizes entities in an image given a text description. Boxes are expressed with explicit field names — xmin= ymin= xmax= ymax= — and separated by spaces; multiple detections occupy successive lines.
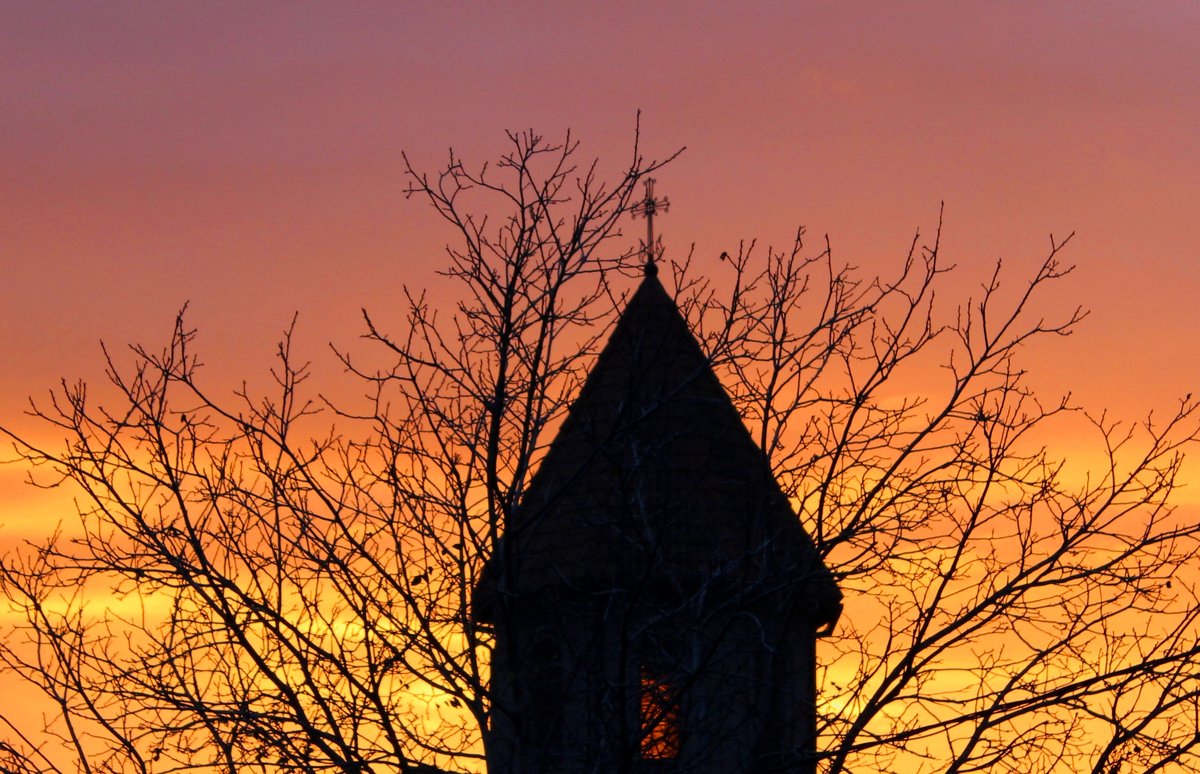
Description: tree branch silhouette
xmin=2 ymin=127 xmax=1197 ymax=773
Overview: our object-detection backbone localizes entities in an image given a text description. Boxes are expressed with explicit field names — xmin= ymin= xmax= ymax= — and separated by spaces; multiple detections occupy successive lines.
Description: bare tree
xmin=2 ymin=127 xmax=1198 ymax=773
xmin=695 ymin=225 xmax=1200 ymax=773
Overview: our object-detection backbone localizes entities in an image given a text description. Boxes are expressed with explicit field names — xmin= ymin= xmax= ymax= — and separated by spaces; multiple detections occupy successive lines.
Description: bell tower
xmin=474 ymin=195 xmax=841 ymax=773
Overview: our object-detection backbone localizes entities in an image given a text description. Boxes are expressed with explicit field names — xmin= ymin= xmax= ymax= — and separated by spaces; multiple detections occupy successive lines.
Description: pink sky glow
xmin=3 ymin=2 xmax=1198 ymax=516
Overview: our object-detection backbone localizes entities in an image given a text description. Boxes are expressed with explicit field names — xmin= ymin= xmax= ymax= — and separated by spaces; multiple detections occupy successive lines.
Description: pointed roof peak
xmin=476 ymin=265 xmax=842 ymax=628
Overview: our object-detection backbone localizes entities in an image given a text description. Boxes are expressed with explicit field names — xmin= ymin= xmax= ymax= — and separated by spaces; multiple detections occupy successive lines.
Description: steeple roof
xmin=476 ymin=270 xmax=841 ymax=627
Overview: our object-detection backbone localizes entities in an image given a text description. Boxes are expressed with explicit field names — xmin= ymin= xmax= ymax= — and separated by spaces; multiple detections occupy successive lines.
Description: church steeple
xmin=477 ymin=269 xmax=839 ymax=619
xmin=475 ymin=205 xmax=841 ymax=774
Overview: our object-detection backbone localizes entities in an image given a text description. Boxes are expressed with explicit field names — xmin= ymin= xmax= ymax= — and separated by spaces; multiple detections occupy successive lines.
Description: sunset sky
xmin=3 ymin=2 xmax=1198 ymax=516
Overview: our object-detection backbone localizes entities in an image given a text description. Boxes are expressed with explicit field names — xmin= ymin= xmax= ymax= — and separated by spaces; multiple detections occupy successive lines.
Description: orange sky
xmin=1 ymin=8 xmax=1199 ymax=770
xmin=2 ymin=2 xmax=1198 ymax=510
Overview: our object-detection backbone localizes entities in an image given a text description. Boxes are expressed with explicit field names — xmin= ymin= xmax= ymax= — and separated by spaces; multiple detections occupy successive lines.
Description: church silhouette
xmin=475 ymin=237 xmax=842 ymax=772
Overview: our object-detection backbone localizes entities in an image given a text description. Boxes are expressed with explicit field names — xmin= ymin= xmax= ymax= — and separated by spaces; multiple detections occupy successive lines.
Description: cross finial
xmin=631 ymin=178 xmax=669 ymax=276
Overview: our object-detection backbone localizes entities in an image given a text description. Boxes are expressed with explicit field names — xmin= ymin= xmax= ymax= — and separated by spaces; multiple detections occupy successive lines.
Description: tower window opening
xmin=639 ymin=666 xmax=681 ymax=759
xmin=527 ymin=636 xmax=563 ymax=746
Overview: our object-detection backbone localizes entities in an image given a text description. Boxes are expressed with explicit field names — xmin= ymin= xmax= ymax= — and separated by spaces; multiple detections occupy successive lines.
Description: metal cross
xmin=631 ymin=178 xmax=669 ymax=272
